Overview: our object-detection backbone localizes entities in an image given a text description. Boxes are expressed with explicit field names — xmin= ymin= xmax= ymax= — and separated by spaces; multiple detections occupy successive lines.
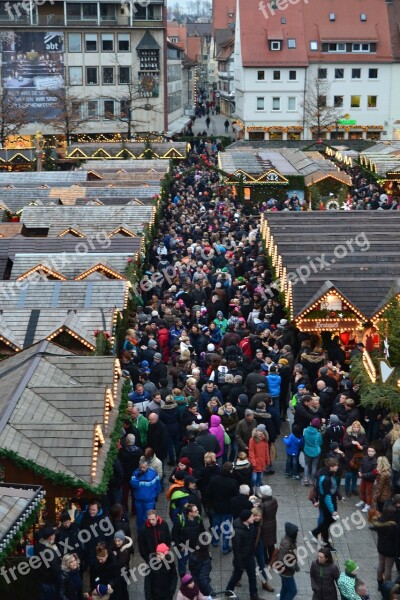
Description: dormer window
xmin=228 ymin=12 xmax=234 ymax=17
xmin=360 ymin=13 xmax=367 ymax=21
xmin=270 ymin=41 xmax=281 ymax=51
xmin=329 ymin=13 xmax=335 ymax=21
xmin=288 ymin=38 xmax=296 ymax=48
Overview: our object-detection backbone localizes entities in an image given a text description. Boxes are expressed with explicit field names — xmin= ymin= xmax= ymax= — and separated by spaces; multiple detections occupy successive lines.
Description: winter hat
xmin=344 ymin=559 xmax=359 ymax=574
xmin=330 ymin=442 xmax=340 ymax=450
xmin=181 ymin=574 xmax=194 ymax=585
xmin=256 ymin=424 xmax=266 ymax=432
xmin=114 ymin=530 xmax=126 ymax=542
xmin=156 ymin=543 xmax=170 ymax=555
xmin=258 ymin=485 xmax=272 ymax=498
xmin=311 ymin=418 xmax=321 ymax=428
xmin=207 ymin=343 xmax=215 ymax=352
xmin=179 ymin=457 xmax=191 ymax=467
xmin=148 ymin=339 xmax=158 ymax=348
xmin=96 ymin=584 xmax=109 ymax=597
xmin=238 ymin=394 xmax=249 ymax=406
xmin=175 ymin=471 xmax=186 ymax=481
xmin=153 ymin=352 xmax=162 ymax=361
xmin=184 ymin=475 xmax=197 ymax=484
xmin=216 ymin=311 xmax=223 ymax=317
xmin=329 ymin=414 xmax=340 ymax=426
xmin=60 ymin=511 xmax=71 ymax=523
xmin=256 ymin=382 xmax=266 ymax=389
xmin=297 ymin=384 xmax=305 ymax=390
xmin=284 ymin=522 xmax=298 ymax=539
xmin=41 ymin=526 xmax=55 ymax=539
xmin=240 ymin=509 xmax=252 ymax=522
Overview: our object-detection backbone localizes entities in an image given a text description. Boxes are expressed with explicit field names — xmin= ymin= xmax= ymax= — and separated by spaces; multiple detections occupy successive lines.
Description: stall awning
xmin=166 ymin=116 xmax=191 ymax=137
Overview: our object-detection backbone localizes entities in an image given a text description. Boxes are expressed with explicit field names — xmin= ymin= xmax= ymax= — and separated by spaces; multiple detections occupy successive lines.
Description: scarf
xmin=179 ymin=583 xmax=200 ymax=600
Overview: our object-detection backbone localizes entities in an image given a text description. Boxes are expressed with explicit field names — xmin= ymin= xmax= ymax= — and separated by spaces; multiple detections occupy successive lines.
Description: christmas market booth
xmin=0 ymin=340 xmax=123 ymax=523
xmin=261 ymin=211 xmax=400 ymax=353
xmin=219 ymin=144 xmax=352 ymax=205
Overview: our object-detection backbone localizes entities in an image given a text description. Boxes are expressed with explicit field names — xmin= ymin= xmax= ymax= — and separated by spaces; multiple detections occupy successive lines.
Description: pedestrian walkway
xmin=193 ymin=112 xmax=237 ymax=139
xmin=128 ymin=422 xmax=379 ymax=600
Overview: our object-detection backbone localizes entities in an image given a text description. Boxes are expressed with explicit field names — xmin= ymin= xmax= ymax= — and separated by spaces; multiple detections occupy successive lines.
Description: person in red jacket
xmin=248 ymin=425 xmax=270 ymax=489
xmin=157 ymin=321 xmax=170 ymax=363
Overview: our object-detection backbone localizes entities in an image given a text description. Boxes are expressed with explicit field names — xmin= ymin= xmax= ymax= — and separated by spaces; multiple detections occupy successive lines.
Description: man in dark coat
xmin=207 ymin=462 xmax=239 ymax=553
xmin=143 ymin=544 xmax=178 ymax=600
xmin=172 ymin=503 xmax=206 ymax=575
xmin=149 ymin=352 xmax=168 ymax=386
xmin=293 ymin=395 xmax=314 ymax=433
xmin=138 ymin=509 xmax=171 ymax=563
xmin=179 ymin=433 xmax=206 ymax=478
xmin=225 ymin=510 xmax=260 ymax=600
xmin=119 ymin=433 xmax=142 ymax=513
xmin=79 ymin=500 xmax=109 ymax=570
xmin=231 ymin=484 xmax=253 ymax=519
xmin=36 ymin=526 xmax=61 ymax=600
xmin=196 ymin=422 xmax=221 ymax=454
xmin=147 ymin=413 xmax=168 ymax=461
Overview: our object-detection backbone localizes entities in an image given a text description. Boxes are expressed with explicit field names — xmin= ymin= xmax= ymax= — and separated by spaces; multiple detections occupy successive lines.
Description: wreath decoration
xmin=326 ymin=200 xmax=340 ymax=210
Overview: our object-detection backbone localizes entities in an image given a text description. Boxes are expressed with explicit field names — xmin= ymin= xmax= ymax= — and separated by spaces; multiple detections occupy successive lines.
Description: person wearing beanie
xmin=257 ymin=485 xmax=278 ymax=568
xmin=325 ymin=414 xmax=345 ymax=450
xmin=236 ymin=394 xmax=250 ymax=421
xmin=276 ymin=522 xmax=299 ymax=599
xmin=302 ymin=418 xmax=323 ymax=486
xmin=144 ymin=543 xmax=178 ymax=600
xmin=110 ymin=530 xmax=133 ymax=572
xmin=337 ymin=560 xmax=363 ymax=600
xmin=177 ymin=573 xmax=207 ymax=600
xmin=225 ymin=509 xmax=261 ymax=600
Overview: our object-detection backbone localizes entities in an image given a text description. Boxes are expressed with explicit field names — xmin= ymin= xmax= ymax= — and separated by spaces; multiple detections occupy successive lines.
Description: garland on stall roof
xmin=0 ymin=380 xmax=129 ymax=496
xmin=0 ymin=505 xmax=41 ymax=568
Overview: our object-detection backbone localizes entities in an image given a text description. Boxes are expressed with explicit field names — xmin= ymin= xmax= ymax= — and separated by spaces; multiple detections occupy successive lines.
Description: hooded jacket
xmin=248 ymin=433 xmax=270 ymax=472
xmin=310 ymin=558 xmax=340 ymax=600
xmin=266 ymin=373 xmax=281 ymax=397
xmin=130 ymin=467 xmax=161 ymax=502
xmin=283 ymin=432 xmax=304 ymax=456
xmin=159 ymin=401 xmax=181 ymax=435
xmin=209 ymin=415 xmax=224 ymax=457
xmin=277 ymin=522 xmax=299 ymax=577
xmin=303 ymin=425 xmax=323 ymax=458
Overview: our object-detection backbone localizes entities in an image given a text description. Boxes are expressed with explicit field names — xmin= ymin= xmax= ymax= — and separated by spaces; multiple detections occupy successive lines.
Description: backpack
xmin=392 ymin=438 xmax=400 ymax=472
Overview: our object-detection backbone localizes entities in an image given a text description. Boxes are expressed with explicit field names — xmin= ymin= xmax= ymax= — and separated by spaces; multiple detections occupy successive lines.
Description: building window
xmin=257 ymin=70 xmax=265 ymax=81
xmin=289 ymin=70 xmax=296 ymax=80
xmin=334 ymin=68 xmax=344 ymax=79
xmin=68 ymin=33 xmax=81 ymax=52
xmin=119 ymin=66 xmax=130 ymax=84
xmin=118 ymin=33 xmax=130 ymax=52
xmin=272 ymin=97 xmax=280 ymax=110
xmin=120 ymin=99 xmax=130 ymax=118
xmin=368 ymin=95 xmax=377 ymax=108
xmin=87 ymin=100 xmax=98 ymax=118
xmin=318 ymin=68 xmax=327 ymax=79
xmin=329 ymin=13 xmax=335 ymax=21
xmin=104 ymin=100 xmax=115 ymax=118
xmin=256 ymin=97 xmax=264 ymax=110
xmin=273 ymin=70 xmax=281 ymax=80
xmin=328 ymin=43 xmax=346 ymax=52
xmin=86 ymin=67 xmax=98 ymax=85
xmin=369 ymin=68 xmax=378 ymax=79
xmin=334 ymin=95 xmax=344 ymax=107
xmin=352 ymin=68 xmax=361 ymax=79
xmin=82 ymin=3 xmax=97 ymax=19
xmin=288 ymin=97 xmax=296 ymax=111
xmin=85 ymin=33 xmax=97 ymax=52
xmin=270 ymin=41 xmax=281 ymax=51
xmin=360 ymin=13 xmax=367 ymax=21
xmin=352 ymin=43 xmax=370 ymax=52
xmin=310 ymin=41 xmax=318 ymax=51
xmin=288 ymin=38 xmax=296 ymax=48
xmin=351 ymin=95 xmax=361 ymax=108
xmin=101 ymin=33 xmax=114 ymax=52
xmin=102 ymin=67 xmax=114 ymax=85
xmin=318 ymin=95 xmax=327 ymax=107
xmin=69 ymin=66 xmax=82 ymax=85
xmin=100 ymin=3 xmax=116 ymax=20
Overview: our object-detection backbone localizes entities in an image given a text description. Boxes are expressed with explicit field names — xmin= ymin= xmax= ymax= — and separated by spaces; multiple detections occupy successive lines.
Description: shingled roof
xmin=262 ymin=212 xmax=400 ymax=320
xmin=0 ymin=341 xmax=120 ymax=489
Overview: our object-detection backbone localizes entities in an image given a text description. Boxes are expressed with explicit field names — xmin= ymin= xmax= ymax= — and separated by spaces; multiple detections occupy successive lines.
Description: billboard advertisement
xmin=0 ymin=31 xmax=64 ymax=119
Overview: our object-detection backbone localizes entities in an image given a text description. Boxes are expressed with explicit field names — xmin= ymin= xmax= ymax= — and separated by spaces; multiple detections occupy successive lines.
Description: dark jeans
xmin=189 ymin=554 xmax=213 ymax=595
xmin=280 ymin=575 xmax=297 ymax=600
xmin=167 ymin=434 xmax=180 ymax=463
xmin=312 ymin=505 xmax=335 ymax=544
xmin=223 ymin=438 xmax=237 ymax=462
xmin=226 ymin=556 xmax=257 ymax=597
xmin=211 ymin=513 xmax=232 ymax=552
xmin=345 ymin=470 xmax=358 ymax=495
xmin=285 ymin=455 xmax=299 ymax=477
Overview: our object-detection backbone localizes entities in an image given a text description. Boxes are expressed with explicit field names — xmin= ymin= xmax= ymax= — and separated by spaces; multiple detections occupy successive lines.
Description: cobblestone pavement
xmin=127 ymin=419 xmax=381 ymax=600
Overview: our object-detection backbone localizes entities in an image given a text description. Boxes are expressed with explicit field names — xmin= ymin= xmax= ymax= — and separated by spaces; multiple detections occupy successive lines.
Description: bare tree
xmin=41 ymin=86 xmax=88 ymax=145
xmin=0 ymin=88 xmax=28 ymax=147
xmin=302 ymin=74 xmax=342 ymax=139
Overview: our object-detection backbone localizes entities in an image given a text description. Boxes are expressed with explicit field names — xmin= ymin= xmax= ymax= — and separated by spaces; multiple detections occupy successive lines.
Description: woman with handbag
xmin=343 ymin=421 xmax=367 ymax=498
xmin=373 ymin=456 xmax=392 ymax=513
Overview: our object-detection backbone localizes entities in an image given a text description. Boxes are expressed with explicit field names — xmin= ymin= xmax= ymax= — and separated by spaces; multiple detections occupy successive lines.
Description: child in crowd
xmin=283 ymin=424 xmax=304 ymax=480
xmin=356 ymin=447 xmax=377 ymax=513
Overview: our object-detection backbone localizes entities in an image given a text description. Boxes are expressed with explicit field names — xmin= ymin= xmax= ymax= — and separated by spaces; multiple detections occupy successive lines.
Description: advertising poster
xmin=1 ymin=31 xmax=64 ymax=119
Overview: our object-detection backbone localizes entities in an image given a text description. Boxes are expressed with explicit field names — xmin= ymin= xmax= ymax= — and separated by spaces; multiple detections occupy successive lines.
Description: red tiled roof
xmin=186 ymin=36 xmax=202 ymax=62
xmin=212 ymin=0 xmax=235 ymax=34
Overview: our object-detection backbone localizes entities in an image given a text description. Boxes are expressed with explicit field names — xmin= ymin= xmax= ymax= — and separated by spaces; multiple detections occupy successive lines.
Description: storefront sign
xmin=298 ymin=318 xmax=361 ymax=331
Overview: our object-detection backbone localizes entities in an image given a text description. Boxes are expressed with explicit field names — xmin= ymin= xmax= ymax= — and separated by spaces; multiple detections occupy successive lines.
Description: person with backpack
xmin=172 ymin=503 xmax=206 ymax=575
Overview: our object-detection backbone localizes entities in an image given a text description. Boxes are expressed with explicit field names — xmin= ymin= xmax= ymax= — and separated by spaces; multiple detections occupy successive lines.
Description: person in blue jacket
xmin=131 ymin=458 xmax=161 ymax=531
xmin=303 ymin=418 xmax=323 ymax=486
xmin=266 ymin=366 xmax=281 ymax=414
xmin=283 ymin=424 xmax=304 ymax=480
xmin=311 ymin=458 xmax=340 ymax=552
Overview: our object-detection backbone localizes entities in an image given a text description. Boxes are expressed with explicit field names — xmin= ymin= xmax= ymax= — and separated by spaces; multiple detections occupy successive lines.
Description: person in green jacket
xmin=337 ymin=560 xmax=364 ymax=600
xmin=129 ymin=404 xmax=149 ymax=447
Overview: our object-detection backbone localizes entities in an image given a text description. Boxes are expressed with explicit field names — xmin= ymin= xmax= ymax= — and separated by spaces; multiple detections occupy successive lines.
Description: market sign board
xmin=297 ymin=318 xmax=361 ymax=331
xmin=1 ymin=31 xmax=64 ymax=120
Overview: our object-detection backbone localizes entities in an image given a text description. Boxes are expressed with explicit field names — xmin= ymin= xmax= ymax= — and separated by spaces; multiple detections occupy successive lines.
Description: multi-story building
xmin=166 ymin=40 xmax=195 ymax=135
xmin=234 ymin=0 xmax=398 ymax=141
xmin=0 ymin=0 xmax=167 ymax=141
xmin=215 ymin=33 xmax=234 ymax=116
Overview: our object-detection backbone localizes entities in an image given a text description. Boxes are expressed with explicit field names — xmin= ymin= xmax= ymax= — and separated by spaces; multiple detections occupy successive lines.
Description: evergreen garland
xmin=0 ymin=505 xmax=41 ymax=567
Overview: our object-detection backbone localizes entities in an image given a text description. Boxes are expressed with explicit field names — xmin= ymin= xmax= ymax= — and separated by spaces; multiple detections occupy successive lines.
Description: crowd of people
xmin=34 ymin=142 xmax=400 ymax=600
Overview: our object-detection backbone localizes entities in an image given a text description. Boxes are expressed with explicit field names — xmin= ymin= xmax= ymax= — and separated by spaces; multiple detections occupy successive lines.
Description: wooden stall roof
xmin=263 ymin=212 xmax=400 ymax=319
xmin=67 ymin=142 xmax=187 ymax=160
xmin=82 ymin=159 xmax=169 ymax=172
xmin=0 ymin=341 xmax=119 ymax=487
xmin=0 ymin=308 xmax=116 ymax=351
xmin=21 ymin=205 xmax=155 ymax=237
xmin=0 ymin=172 xmax=88 ymax=184
xmin=0 ymin=483 xmax=43 ymax=542
xmin=0 ymin=280 xmax=130 ymax=310
xmin=10 ymin=251 xmax=139 ymax=280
